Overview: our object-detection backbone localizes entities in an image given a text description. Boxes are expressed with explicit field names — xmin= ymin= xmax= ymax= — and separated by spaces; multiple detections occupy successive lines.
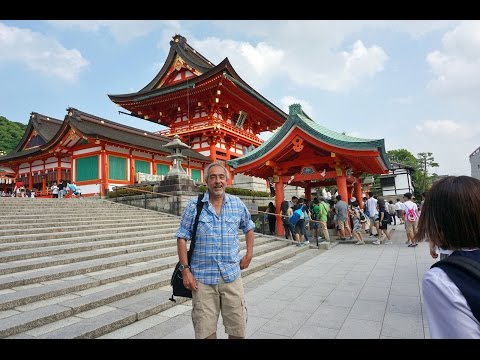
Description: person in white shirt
xmin=394 ymin=198 xmax=404 ymax=224
xmin=417 ymin=176 xmax=480 ymax=339
xmin=403 ymin=192 xmax=419 ymax=247
xmin=365 ymin=192 xmax=379 ymax=237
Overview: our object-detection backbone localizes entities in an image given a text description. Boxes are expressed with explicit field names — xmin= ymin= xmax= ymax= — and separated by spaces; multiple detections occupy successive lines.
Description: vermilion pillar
xmin=275 ymin=177 xmax=284 ymax=236
xmin=354 ymin=179 xmax=363 ymax=208
xmin=305 ymin=186 xmax=311 ymax=200
xmin=101 ymin=147 xmax=108 ymax=196
xmin=57 ymin=157 xmax=62 ymax=184
xmin=335 ymin=167 xmax=348 ymax=203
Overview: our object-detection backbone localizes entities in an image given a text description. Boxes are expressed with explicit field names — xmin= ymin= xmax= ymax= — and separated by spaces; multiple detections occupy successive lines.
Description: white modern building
xmin=380 ymin=162 xmax=415 ymax=197
xmin=470 ymin=146 xmax=480 ymax=180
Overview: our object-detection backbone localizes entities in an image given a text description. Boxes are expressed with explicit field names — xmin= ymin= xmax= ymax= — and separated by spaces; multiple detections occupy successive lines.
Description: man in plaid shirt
xmin=176 ymin=162 xmax=255 ymax=339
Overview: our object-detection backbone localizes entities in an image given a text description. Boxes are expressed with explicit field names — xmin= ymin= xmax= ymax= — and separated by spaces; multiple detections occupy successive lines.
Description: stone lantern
xmin=164 ymin=134 xmax=190 ymax=179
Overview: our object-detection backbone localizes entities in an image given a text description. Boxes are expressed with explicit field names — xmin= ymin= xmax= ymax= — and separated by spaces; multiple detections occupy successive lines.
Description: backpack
xmin=358 ymin=208 xmax=366 ymax=222
xmin=430 ymin=252 xmax=480 ymax=322
xmin=405 ymin=205 xmax=417 ymax=222
xmin=289 ymin=208 xmax=303 ymax=226
xmin=382 ymin=211 xmax=391 ymax=224
xmin=311 ymin=205 xmax=319 ymax=221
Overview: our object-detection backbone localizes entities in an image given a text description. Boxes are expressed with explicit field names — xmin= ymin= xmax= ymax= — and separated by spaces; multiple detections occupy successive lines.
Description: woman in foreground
xmin=416 ymin=176 xmax=480 ymax=339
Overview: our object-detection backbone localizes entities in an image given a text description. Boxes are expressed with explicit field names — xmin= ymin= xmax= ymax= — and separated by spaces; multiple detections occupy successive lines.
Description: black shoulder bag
xmin=169 ymin=194 xmax=205 ymax=302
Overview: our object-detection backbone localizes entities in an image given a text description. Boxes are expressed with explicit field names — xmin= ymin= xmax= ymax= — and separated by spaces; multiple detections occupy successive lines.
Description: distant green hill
xmin=0 ymin=116 xmax=27 ymax=155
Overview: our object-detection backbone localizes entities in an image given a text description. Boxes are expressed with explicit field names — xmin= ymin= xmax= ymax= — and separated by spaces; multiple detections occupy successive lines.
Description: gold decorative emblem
xmin=174 ymin=60 xmax=182 ymax=71
xmin=292 ymin=136 xmax=304 ymax=152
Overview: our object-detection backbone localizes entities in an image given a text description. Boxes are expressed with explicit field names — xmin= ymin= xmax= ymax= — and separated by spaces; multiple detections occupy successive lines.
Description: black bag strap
xmin=431 ymin=254 xmax=480 ymax=322
xmin=186 ymin=194 xmax=205 ymax=265
xmin=431 ymin=254 xmax=480 ymax=279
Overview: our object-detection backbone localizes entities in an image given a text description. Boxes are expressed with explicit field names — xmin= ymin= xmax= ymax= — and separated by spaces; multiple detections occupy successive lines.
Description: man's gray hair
xmin=204 ymin=162 xmax=229 ymax=182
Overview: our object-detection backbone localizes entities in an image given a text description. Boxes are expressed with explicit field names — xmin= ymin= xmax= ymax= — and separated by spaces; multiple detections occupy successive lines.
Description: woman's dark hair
xmin=415 ymin=176 xmax=480 ymax=249
xmin=280 ymin=200 xmax=290 ymax=215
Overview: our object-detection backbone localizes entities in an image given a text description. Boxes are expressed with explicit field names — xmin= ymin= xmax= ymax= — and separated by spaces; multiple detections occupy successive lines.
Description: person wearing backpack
xmin=311 ymin=197 xmax=321 ymax=244
xmin=292 ymin=198 xmax=306 ymax=246
xmin=373 ymin=198 xmax=393 ymax=245
xmin=416 ymin=176 xmax=480 ymax=338
xmin=280 ymin=200 xmax=294 ymax=240
xmin=403 ymin=192 xmax=419 ymax=247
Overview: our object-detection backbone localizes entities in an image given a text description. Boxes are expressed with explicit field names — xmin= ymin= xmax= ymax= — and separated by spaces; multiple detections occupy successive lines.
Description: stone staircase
xmin=0 ymin=197 xmax=309 ymax=338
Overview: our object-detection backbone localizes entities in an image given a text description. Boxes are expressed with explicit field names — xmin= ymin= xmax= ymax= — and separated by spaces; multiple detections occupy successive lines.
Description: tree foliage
xmin=387 ymin=149 xmax=418 ymax=168
xmin=417 ymin=152 xmax=439 ymax=194
xmin=0 ymin=116 xmax=26 ymax=155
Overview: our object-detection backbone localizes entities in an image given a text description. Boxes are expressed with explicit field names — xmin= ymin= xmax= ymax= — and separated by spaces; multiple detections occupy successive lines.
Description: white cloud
xmin=197 ymin=21 xmax=388 ymax=93
xmin=412 ymin=119 xmax=480 ymax=176
xmin=191 ymin=37 xmax=284 ymax=90
xmin=385 ymin=20 xmax=455 ymax=39
xmin=46 ymin=20 xmax=180 ymax=44
xmin=426 ymin=21 xmax=480 ymax=105
xmin=279 ymin=96 xmax=313 ymax=117
xmin=0 ymin=22 xmax=89 ymax=82
xmin=415 ymin=119 xmax=480 ymax=139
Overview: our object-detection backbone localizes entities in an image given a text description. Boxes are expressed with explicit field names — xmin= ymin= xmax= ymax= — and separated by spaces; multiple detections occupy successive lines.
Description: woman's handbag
xmin=169 ymin=194 xmax=204 ymax=302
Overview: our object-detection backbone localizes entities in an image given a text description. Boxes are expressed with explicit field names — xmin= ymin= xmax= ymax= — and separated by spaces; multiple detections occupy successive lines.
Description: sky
xmin=0 ymin=20 xmax=478 ymax=176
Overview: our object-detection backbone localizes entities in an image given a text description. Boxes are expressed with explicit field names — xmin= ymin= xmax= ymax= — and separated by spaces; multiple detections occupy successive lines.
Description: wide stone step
xmin=0 ymin=208 xmax=159 ymax=218
xmin=0 ymin=218 xmax=180 ymax=236
xmin=0 ymin=256 xmax=175 ymax=291
xmin=0 ymin=237 xmax=281 ymax=308
xmin=0 ymin=215 xmax=176 ymax=231
xmin=0 ymin=236 xmax=173 ymax=262
xmin=1 ymin=241 xmax=303 ymax=338
xmin=0 ymin=273 xmax=168 ymax=338
xmin=0 ymin=223 xmax=178 ymax=242
xmin=0 ymin=227 xmax=175 ymax=251
xmin=0 ymin=230 xmax=177 ymax=252
xmin=0 ymin=236 xmax=277 ymax=287
xmin=0 ymin=244 xmax=175 ymax=277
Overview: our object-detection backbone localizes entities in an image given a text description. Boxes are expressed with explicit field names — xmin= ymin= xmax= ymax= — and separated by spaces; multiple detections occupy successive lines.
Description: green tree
xmin=417 ymin=152 xmax=439 ymax=193
xmin=387 ymin=149 xmax=418 ymax=168
xmin=0 ymin=116 xmax=26 ymax=155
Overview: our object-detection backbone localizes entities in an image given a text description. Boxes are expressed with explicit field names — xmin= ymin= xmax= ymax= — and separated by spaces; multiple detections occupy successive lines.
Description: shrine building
xmin=227 ymin=104 xmax=390 ymax=235
xmin=0 ymin=109 xmax=210 ymax=196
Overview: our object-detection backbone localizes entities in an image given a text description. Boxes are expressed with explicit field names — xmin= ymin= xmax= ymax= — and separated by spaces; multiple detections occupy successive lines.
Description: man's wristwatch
xmin=178 ymin=264 xmax=190 ymax=272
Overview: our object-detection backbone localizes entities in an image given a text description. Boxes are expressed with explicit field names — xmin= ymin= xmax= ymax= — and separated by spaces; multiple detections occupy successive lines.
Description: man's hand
xmin=240 ymin=253 xmax=253 ymax=270
xmin=182 ymin=269 xmax=198 ymax=292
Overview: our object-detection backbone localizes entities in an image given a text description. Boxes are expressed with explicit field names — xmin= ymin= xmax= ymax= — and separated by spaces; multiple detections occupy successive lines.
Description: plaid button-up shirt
xmin=176 ymin=192 xmax=255 ymax=285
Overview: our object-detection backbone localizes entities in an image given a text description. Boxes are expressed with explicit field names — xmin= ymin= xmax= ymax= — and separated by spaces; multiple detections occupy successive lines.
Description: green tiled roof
xmin=228 ymin=104 xmax=390 ymax=169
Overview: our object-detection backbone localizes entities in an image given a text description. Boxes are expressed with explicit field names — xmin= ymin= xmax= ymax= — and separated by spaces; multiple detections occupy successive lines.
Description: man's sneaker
xmin=369 ymin=233 xmax=374 ymax=237
xmin=304 ymin=240 xmax=309 ymax=244
xmin=374 ymin=234 xmax=379 ymax=237
xmin=372 ymin=240 xmax=381 ymax=245
xmin=355 ymin=240 xmax=365 ymax=245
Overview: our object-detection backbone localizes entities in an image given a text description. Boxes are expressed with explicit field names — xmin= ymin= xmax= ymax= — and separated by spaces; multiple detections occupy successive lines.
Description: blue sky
xmin=1 ymin=20 xmax=478 ymax=176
